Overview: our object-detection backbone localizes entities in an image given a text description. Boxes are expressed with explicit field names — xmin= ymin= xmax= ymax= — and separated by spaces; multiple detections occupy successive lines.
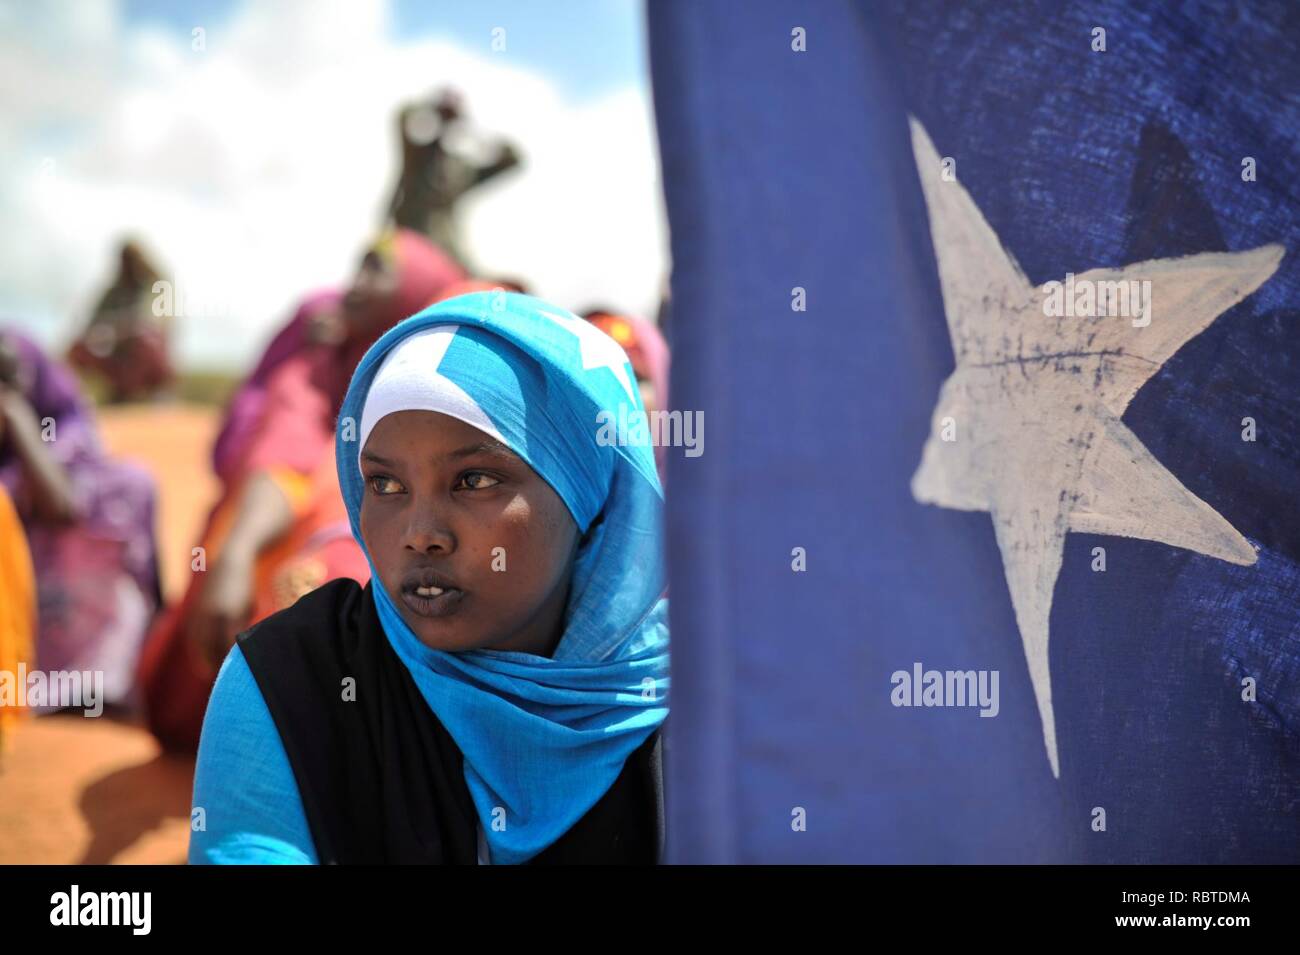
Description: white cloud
xmin=0 ymin=0 xmax=668 ymax=370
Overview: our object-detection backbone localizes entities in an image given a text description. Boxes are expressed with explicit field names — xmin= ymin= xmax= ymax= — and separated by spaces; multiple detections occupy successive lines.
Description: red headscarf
xmin=363 ymin=229 xmax=467 ymax=339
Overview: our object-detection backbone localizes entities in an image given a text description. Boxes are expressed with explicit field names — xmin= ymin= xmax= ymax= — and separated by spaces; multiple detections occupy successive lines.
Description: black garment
xmin=237 ymin=577 xmax=663 ymax=865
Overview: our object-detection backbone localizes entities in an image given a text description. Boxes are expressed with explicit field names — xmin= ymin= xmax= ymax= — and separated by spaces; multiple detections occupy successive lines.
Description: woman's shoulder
xmin=191 ymin=643 xmax=320 ymax=864
xmin=204 ymin=641 xmax=269 ymax=728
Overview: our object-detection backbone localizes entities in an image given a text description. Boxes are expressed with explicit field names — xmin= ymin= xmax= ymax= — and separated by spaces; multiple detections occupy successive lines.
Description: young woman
xmin=190 ymin=292 xmax=670 ymax=864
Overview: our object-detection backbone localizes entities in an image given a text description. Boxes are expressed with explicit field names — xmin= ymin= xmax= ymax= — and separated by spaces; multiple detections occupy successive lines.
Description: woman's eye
xmin=368 ymin=474 xmax=403 ymax=495
xmin=458 ymin=471 xmax=501 ymax=491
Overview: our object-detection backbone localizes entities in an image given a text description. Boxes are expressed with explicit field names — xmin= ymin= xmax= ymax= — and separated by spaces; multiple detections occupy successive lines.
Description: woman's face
xmin=359 ymin=410 xmax=580 ymax=656
xmin=343 ymin=251 xmax=401 ymax=340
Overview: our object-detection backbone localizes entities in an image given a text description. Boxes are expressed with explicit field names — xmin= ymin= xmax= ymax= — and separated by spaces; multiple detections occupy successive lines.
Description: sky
xmin=0 ymin=0 xmax=666 ymax=370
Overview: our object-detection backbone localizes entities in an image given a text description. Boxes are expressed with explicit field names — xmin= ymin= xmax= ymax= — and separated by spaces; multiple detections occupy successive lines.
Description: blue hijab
xmin=334 ymin=291 xmax=669 ymax=865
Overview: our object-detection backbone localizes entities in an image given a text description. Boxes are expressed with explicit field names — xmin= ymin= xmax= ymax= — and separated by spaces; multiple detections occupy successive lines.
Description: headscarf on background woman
xmin=0 ymin=327 xmax=162 ymax=711
xmin=137 ymin=229 xmax=464 ymax=753
xmin=209 ymin=288 xmax=338 ymax=487
xmin=189 ymin=292 xmax=669 ymax=864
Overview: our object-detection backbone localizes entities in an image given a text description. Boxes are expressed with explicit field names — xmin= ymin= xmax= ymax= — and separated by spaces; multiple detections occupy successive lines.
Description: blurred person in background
xmin=386 ymin=88 xmax=522 ymax=270
xmin=67 ymin=239 xmax=176 ymax=404
xmin=138 ymin=228 xmax=465 ymax=753
xmin=0 ymin=327 xmax=162 ymax=714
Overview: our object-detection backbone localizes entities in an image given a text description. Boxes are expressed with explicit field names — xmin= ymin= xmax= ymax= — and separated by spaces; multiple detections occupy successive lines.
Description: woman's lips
xmin=399 ymin=585 xmax=465 ymax=619
xmin=399 ymin=566 xmax=464 ymax=619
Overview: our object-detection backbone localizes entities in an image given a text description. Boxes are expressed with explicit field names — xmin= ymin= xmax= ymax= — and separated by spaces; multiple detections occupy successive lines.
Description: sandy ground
xmin=0 ymin=402 xmax=219 ymax=865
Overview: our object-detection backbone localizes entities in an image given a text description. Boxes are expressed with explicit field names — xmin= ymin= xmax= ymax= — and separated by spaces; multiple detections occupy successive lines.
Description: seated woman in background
xmin=66 ymin=239 xmax=175 ymax=404
xmin=138 ymin=228 xmax=464 ymax=753
xmin=0 ymin=327 xmax=162 ymax=713
xmin=190 ymin=292 xmax=669 ymax=864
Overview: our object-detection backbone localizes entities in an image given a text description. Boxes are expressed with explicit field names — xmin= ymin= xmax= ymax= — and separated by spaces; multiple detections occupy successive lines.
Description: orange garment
xmin=0 ymin=484 xmax=36 ymax=754
xmin=251 ymin=458 xmax=370 ymax=622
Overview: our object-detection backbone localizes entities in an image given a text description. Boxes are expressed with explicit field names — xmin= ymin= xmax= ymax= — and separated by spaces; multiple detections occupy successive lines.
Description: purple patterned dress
xmin=0 ymin=327 xmax=161 ymax=711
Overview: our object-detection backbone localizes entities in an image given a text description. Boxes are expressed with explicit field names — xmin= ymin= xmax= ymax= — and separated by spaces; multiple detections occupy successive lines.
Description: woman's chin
xmin=402 ymin=613 xmax=481 ymax=654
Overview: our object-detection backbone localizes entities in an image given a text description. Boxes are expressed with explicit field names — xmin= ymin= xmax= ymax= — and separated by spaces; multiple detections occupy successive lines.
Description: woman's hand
xmin=189 ymin=547 xmax=255 ymax=671
xmin=0 ymin=381 xmax=28 ymax=424
xmin=189 ymin=469 xmax=293 ymax=670
xmin=0 ymin=383 xmax=78 ymax=524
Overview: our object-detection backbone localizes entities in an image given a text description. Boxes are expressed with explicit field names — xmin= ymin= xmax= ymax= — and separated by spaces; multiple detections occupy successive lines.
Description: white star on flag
xmin=908 ymin=117 xmax=1282 ymax=778
xmin=540 ymin=308 xmax=639 ymax=404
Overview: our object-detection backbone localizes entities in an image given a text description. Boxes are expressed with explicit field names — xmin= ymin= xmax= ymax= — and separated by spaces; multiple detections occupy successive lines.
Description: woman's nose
xmin=401 ymin=501 xmax=456 ymax=554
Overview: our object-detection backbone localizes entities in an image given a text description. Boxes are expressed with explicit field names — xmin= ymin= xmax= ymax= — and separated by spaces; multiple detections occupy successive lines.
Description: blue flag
xmin=651 ymin=0 xmax=1299 ymax=863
